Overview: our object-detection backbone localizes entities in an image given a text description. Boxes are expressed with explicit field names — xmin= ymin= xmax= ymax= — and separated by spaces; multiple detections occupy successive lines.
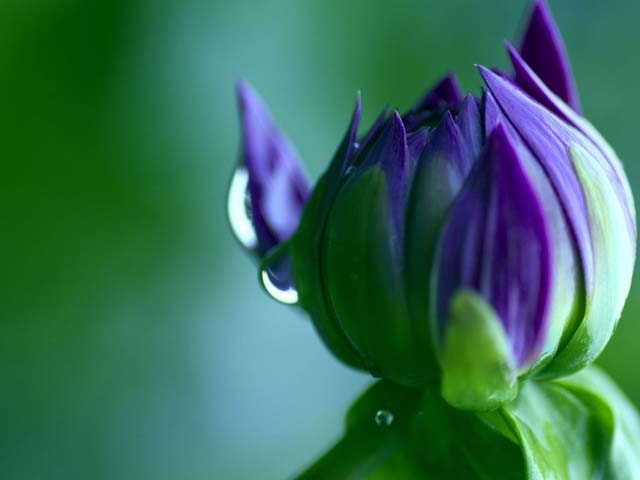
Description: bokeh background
xmin=3 ymin=0 xmax=639 ymax=478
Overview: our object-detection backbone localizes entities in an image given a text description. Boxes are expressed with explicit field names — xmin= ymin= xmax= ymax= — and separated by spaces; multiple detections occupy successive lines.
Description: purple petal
xmin=332 ymin=92 xmax=363 ymax=179
xmin=235 ymin=79 xmax=310 ymax=256
xmin=508 ymin=43 xmax=569 ymax=122
xmin=407 ymin=128 xmax=429 ymax=171
xmin=518 ymin=0 xmax=581 ymax=112
xmin=436 ymin=125 xmax=552 ymax=367
xmin=455 ymin=94 xmax=483 ymax=160
xmin=483 ymin=90 xmax=522 ymax=142
xmin=413 ymin=73 xmax=463 ymax=112
xmin=478 ymin=66 xmax=594 ymax=299
xmin=404 ymin=74 xmax=463 ymax=130
xmin=359 ymin=111 xmax=409 ymax=232
xmin=419 ymin=111 xmax=473 ymax=181
xmin=484 ymin=90 xmax=582 ymax=366
xmin=506 ymin=46 xmax=635 ymax=239
xmin=357 ymin=106 xmax=388 ymax=156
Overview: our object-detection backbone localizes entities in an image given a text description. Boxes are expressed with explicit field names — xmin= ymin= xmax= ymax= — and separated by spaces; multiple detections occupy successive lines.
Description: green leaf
xmin=488 ymin=366 xmax=640 ymax=479
xmin=296 ymin=367 xmax=640 ymax=479
xmin=555 ymin=368 xmax=640 ymax=478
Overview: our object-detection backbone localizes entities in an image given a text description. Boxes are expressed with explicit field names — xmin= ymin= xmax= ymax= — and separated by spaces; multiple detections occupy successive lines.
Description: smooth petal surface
xmin=435 ymin=125 xmax=551 ymax=368
xmin=234 ymin=79 xmax=309 ymax=256
xmin=518 ymin=0 xmax=581 ymax=111
xmin=484 ymin=91 xmax=581 ymax=374
xmin=479 ymin=65 xmax=593 ymax=300
xmin=480 ymin=66 xmax=636 ymax=373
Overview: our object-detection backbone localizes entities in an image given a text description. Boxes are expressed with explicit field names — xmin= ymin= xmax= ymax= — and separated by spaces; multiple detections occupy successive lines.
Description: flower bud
xmin=229 ymin=0 xmax=636 ymax=409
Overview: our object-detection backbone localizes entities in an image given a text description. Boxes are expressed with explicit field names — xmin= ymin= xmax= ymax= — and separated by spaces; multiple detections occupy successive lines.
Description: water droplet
xmin=353 ymin=141 xmax=360 ymax=150
xmin=374 ymin=409 xmax=394 ymax=427
xmin=345 ymin=166 xmax=355 ymax=176
xmin=260 ymin=246 xmax=299 ymax=305
xmin=261 ymin=268 xmax=299 ymax=304
xmin=227 ymin=167 xmax=258 ymax=250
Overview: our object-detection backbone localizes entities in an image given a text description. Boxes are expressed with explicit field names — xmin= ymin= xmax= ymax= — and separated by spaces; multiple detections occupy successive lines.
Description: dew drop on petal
xmin=227 ymin=167 xmax=258 ymax=251
xmin=259 ymin=246 xmax=299 ymax=305
xmin=260 ymin=268 xmax=299 ymax=305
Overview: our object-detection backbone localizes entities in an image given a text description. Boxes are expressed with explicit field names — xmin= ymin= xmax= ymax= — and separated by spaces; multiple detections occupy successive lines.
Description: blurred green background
xmin=2 ymin=0 xmax=639 ymax=478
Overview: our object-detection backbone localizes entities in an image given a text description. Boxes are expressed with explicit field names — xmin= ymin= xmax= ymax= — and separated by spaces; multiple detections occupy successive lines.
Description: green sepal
xmin=405 ymin=145 xmax=467 ymax=371
xmin=324 ymin=168 xmax=436 ymax=385
xmin=289 ymin=100 xmax=368 ymax=371
xmin=290 ymin=172 xmax=367 ymax=370
xmin=440 ymin=290 xmax=518 ymax=411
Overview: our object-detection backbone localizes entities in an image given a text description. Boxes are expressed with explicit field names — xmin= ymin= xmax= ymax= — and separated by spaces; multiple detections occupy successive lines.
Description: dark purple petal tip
xmin=419 ymin=110 xmax=473 ymax=180
xmin=518 ymin=0 xmax=580 ymax=111
xmin=436 ymin=124 xmax=552 ymax=367
xmin=455 ymin=94 xmax=483 ymax=159
xmin=359 ymin=111 xmax=409 ymax=231
xmin=405 ymin=73 xmax=463 ymax=130
xmin=235 ymin=79 xmax=310 ymax=256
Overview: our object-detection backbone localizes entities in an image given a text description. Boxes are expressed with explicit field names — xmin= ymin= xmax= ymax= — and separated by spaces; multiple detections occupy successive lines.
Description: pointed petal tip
xmin=461 ymin=92 xmax=478 ymax=104
xmin=442 ymin=109 xmax=455 ymax=124
xmin=458 ymin=93 xmax=481 ymax=117
xmin=475 ymin=64 xmax=493 ymax=78
xmin=235 ymin=76 xmax=250 ymax=93
xmin=353 ymin=91 xmax=362 ymax=119
xmin=518 ymin=0 xmax=581 ymax=111
xmin=506 ymin=41 xmax=531 ymax=72
xmin=477 ymin=65 xmax=513 ymax=94
xmin=481 ymin=122 xmax=525 ymax=176
xmin=411 ymin=73 xmax=463 ymax=114
xmin=436 ymin=110 xmax=460 ymax=138
xmin=381 ymin=110 xmax=408 ymax=153
xmin=235 ymin=77 xmax=261 ymax=109
xmin=530 ymin=0 xmax=551 ymax=19
xmin=344 ymin=91 xmax=363 ymax=147
xmin=488 ymin=121 xmax=509 ymax=141
xmin=390 ymin=110 xmax=405 ymax=130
